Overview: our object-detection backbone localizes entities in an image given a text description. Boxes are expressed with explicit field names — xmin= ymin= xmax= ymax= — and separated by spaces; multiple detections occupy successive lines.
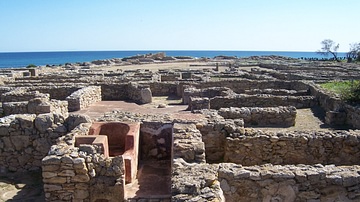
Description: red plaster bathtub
xmin=88 ymin=121 xmax=140 ymax=183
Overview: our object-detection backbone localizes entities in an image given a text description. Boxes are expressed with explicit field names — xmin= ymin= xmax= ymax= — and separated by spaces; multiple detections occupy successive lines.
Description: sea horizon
xmin=0 ymin=50 xmax=347 ymax=69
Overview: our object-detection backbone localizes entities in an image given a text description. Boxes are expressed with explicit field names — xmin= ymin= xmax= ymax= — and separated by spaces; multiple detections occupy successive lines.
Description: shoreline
xmin=0 ymin=51 xmax=347 ymax=69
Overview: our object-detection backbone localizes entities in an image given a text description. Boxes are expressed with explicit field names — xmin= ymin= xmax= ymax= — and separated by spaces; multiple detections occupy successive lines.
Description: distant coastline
xmin=0 ymin=50 xmax=347 ymax=68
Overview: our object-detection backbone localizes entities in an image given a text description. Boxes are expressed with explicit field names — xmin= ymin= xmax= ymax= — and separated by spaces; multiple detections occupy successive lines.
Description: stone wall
xmin=172 ymin=123 xmax=205 ymax=163
xmin=210 ymin=94 xmax=316 ymax=109
xmin=309 ymin=83 xmax=360 ymax=129
xmin=148 ymin=82 xmax=177 ymax=96
xmin=244 ymin=88 xmax=309 ymax=96
xmin=2 ymin=101 xmax=28 ymax=115
xmin=172 ymin=159 xmax=224 ymax=202
xmin=140 ymin=121 xmax=173 ymax=160
xmin=219 ymin=163 xmax=360 ymax=201
xmin=182 ymin=86 xmax=234 ymax=104
xmin=35 ymin=86 xmax=81 ymax=100
xmin=101 ymin=84 xmax=129 ymax=101
xmin=197 ymin=111 xmax=244 ymax=163
xmin=42 ymin=118 xmax=126 ymax=202
xmin=160 ymin=72 xmax=181 ymax=81
xmin=0 ymin=113 xmax=68 ymax=172
xmin=188 ymin=97 xmax=210 ymax=112
xmin=218 ymin=106 xmax=296 ymax=127
xmin=2 ymin=97 xmax=68 ymax=117
xmin=66 ymin=86 xmax=102 ymax=112
xmin=171 ymin=123 xmax=224 ymax=201
xmin=1 ymin=88 xmax=49 ymax=102
xmin=127 ymin=83 xmax=152 ymax=104
xmin=344 ymin=104 xmax=360 ymax=129
xmin=101 ymin=83 xmax=154 ymax=104
xmin=224 ymin=129 xmax=360 ymax=166
xmin=192 ymin=80 xmax=310 ymax=94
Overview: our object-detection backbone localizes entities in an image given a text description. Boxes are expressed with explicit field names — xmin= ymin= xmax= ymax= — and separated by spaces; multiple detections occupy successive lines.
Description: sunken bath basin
xmin=88 ymin=121 xmax=140 ymax=183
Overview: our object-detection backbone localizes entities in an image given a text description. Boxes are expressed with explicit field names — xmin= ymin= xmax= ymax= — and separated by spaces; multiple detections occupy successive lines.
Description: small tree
xmin=317 ymin=39 xmax=340 ymax=62
xmin=346 ymin=42 xmax=360 ymax=62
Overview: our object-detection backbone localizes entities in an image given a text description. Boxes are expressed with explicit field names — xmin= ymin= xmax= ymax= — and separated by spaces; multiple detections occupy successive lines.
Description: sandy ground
xmin=90 ymin=61 xmax=264 ymax=73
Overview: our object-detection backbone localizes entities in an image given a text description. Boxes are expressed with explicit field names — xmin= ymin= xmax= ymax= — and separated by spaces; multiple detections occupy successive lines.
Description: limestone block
xmin=43 ymin=176 xmax=67 ymax=184
xmin=66 ymin=114 xmax=92 ymax=131
xmin=58 ymin=170 xmax=76 ymax=177
xmin=140 ymin=87 xmax=152 ymax=104
xmin=72 ymin=174 xmax=90 ymax=182
xmin=35 ymin=113 xmax=54 ymax=133
xmin=10 ymin=135 xmax=30 ymax=150
xmin=42 ymin=172 xmax=58 ymax=178
xmin=43 ymin=184 xmax=62 ymax=192
xmin=74 ymin=189 xmax=89 ymax=200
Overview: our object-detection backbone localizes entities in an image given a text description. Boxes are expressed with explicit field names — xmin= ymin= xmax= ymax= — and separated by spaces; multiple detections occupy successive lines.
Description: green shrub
xmin=321 ymin=80 xmax=360 ymax=104
xmin=341 ymin=81 xmax=360 ymax=104
xmin=26 ymin=64 xmax=37 ymax=68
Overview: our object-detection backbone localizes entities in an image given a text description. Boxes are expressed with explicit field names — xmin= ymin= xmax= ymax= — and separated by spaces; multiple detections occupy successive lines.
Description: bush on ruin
xmin=26 ymin=64 xmax=37 ymax=68
xmin=321 ymin=81 xmax=360 ymax=104
xmin=341 ymin=80 xmax=360 ymax=104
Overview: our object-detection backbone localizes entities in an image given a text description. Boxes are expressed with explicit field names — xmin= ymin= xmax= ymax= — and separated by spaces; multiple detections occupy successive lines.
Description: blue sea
xmin=0 ymin=50 xmax=347 ymax=68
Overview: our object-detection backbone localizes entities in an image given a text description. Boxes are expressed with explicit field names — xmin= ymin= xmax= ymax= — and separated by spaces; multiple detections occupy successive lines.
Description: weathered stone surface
xmin=224 ymin=129 xmax=360 ymax=166
xmin=218 ymin=163 xmax=360 ymax=202
xmin=172 ymin=159 xmax=224 ymax=201
xmin=173 ymin=123 xmax=205 ymax=163
xmin=66 ymin=86 xmax=101 ymax=112
xmin=218 ymin=106 xmax=296 ymax=127
xmin=66 ymin=114 xmax=92 ymax=131
xmin=34 ymin=113 xmax=54 ymax=133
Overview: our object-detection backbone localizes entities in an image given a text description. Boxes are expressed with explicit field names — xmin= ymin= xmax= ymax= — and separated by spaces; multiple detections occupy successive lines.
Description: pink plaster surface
xmin=89 ymin=122 xmax=140 ymax=183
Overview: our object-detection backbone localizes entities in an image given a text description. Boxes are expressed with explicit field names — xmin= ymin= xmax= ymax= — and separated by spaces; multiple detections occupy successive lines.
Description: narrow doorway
xmin=124 ymin=123 xmax=172 ymax=200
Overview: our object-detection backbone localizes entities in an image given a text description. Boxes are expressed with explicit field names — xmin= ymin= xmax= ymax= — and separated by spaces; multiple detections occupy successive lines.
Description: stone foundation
xmin=128 ymin=83 xmax=152 ymax=104
xmin=2 ymin=97 xmax=68 ymax=117
xmin=172 ymin=123 xmax=205 ymax=163
xmin=219 ymin=163 xmax=360 ymax=201
xmin=224 ymin=130 xmax=360 ymax=166
xmin=0 ymin=113 xmax=68 ymax=172
xmin=66 ymin=86 xmax=101 ymax=112
xmin=1 ymin=88 xmax=49 ymax=102
xmin=210 ymin=94 xmax=316 ymax=109
xmin=218 ymin=106 xmax=296 ymax=127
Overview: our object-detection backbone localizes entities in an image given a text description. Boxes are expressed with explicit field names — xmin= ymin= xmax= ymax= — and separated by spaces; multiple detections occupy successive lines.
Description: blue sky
xmin=0 ymin=0 xmax=359 ymax=52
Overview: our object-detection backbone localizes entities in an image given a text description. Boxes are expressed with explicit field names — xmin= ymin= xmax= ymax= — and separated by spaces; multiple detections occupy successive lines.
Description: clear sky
xmin=0 ymin=0 xmax=359 ymax=52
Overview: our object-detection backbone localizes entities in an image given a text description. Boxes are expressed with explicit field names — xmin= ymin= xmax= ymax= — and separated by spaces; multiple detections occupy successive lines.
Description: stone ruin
xmin=1 ymin=55 xmax=360 ymax=201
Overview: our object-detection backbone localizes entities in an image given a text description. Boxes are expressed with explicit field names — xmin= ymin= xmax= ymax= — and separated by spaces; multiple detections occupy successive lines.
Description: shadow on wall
xmin=0 ymin=171 xmax=44 ymax=201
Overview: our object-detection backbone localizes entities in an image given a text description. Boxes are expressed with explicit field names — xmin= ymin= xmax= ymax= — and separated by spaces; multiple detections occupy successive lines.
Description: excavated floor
xmin=124 ymin=160 xmax=171 ymax=200
xmin=72 ymin=98 xmax=204 ymax=121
